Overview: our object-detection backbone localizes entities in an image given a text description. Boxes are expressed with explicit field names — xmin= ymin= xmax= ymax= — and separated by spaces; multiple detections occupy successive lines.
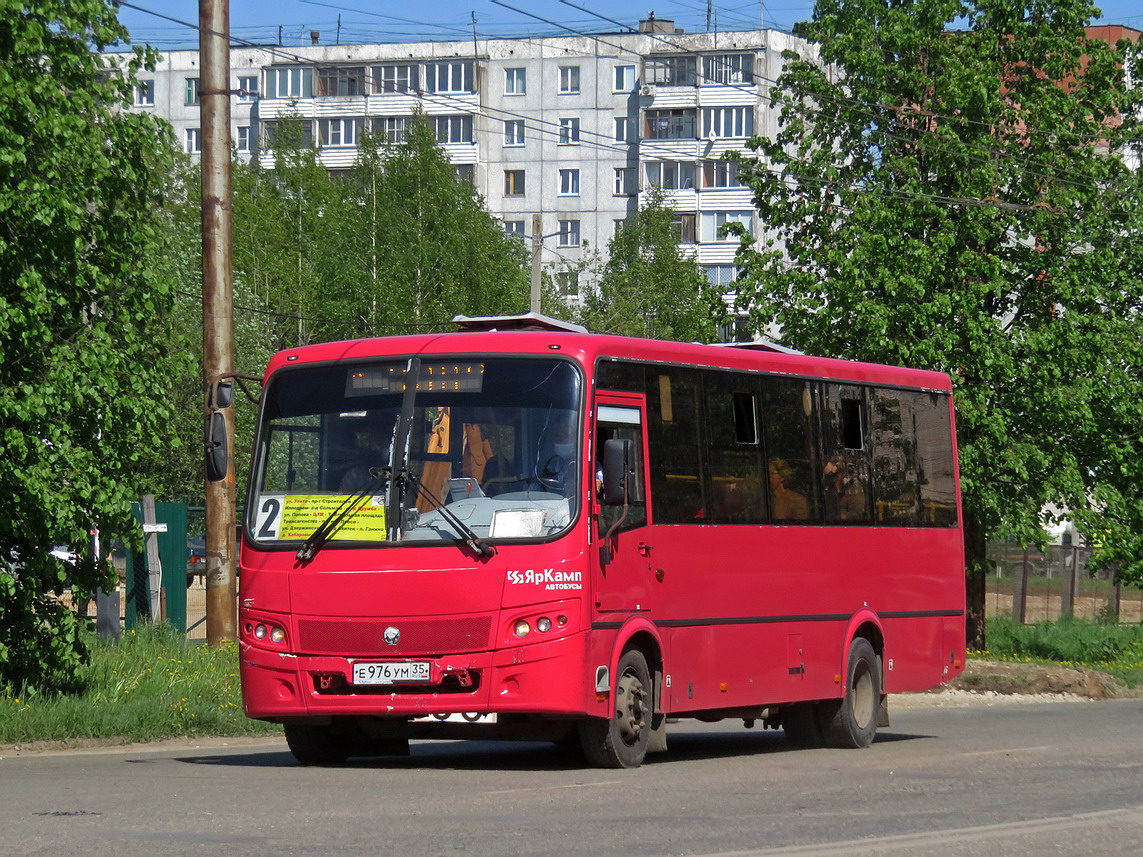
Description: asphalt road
xmin=2 ymin=698 xmax=1141 ymax=857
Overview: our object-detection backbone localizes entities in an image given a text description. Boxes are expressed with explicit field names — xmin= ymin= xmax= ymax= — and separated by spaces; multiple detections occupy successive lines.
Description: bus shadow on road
xmin=177 ymin=728 xmax=932 ymax=771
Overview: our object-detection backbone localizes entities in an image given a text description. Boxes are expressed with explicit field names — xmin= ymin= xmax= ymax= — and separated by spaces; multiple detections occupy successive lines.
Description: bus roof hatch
xmin=451 ymin=313 xmax=589 ymax=334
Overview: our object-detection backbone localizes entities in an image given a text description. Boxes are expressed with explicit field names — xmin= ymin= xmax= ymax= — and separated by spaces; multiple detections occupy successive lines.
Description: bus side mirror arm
xmin=204 ymin=372 xmax=264 ymax=483
xmin=598 ymin=438 xmax=634 ymax=569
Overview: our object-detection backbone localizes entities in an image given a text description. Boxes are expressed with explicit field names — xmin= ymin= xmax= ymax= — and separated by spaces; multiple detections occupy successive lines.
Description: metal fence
xmin=985 ymin=542 xmax=1143 ymax=624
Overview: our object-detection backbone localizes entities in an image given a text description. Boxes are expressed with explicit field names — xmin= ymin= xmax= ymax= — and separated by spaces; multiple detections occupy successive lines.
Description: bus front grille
xmin=297 ymin=616 xmax=493 ymax=656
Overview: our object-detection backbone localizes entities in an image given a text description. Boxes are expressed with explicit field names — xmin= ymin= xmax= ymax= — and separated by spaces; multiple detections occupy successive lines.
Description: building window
xmin=505 ymin=67 xmax=526 ymax=95
xmin=614 ymin=64 xmax=637 ymax=91
xmin=703 ymin=159 xmax=746 ymax=188
xmin=558 ymin=117 xmax=580 ymax=144
xmin=645 ymin=160 xmax=696 ymax=190
xmin=703 ymin=53 xmax=755 ymax=85
xmin=504 ymin=169 xmax=526 ymax=196
xmin=236 ymin=125 xmax=251 ymax=152
xmin=184 ymin=127 xmax=201 ymax=153
xmin=373 ymin=63 xmax=417 ymax=94
xmin=672 ymin=212 xmax=697 ymax=243
xmin=265 ymin=67 xmax=313 ymax=99
xmin=237 ymin=75 xmax=259 ymax=101
xmin=645 ymin=108 xmax=696 ymax=139
xmin=133 ymin=80 xmax=154 ymax=107
xmin=318 ymin=66 xmax=366 ymax=97
xmin=504 ymin=119 xmax=525 ymax=146
xmin=261 ymin=119 xmax=313 ymax=148
xmin=704 ymin=265 xmax=739 ymax=289
xmin=614 ymin=167 xmax=636 ymax=195
xmin=318 ymin=117 xmax=358 ymax=147
xmin=558 ymin=65 xmax=580 ymax=94
xmin=431 ymin=114 xmax=473 ymax=143
xmin=701 ymin=210 xmax=754 ymax=242
xmin=558 ymin=219 xmax=581 ymax=247
xmin=645 ymin=55 xmax=697 ymax=86
xmin=559 ymin=168 xmax=580 ymax=196
xmin=556 ymin=270 xmax=580 ymax=296
xmin=185 ymin=77 xmax=200 ymax=105
xmin=455 ymin=164 xmax=475 ymax=184
xmin=424 ymin=61 xmax=474 ymax=93
xmin=703 ymin=106 xmax=754 ymax=138
xmin=614 ymin=116 xmax=633 ymax=143
xmin=504 ymin=220 xmax=526 ymax=239
xmin=372 ymin=116 xmax=406 ymax=144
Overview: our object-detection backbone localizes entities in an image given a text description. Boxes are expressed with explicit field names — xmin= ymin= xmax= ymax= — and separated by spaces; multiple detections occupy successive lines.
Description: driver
xmin=535 ymin=417 xmax=577 ymax=495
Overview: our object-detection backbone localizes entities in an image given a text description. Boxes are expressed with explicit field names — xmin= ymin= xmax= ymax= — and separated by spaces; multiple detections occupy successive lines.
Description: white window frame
xmin=505 ymin=67 xmax=526 ymax=95
xmin=702 ymin=106 xmax=754 ymax=138
xmin=374 ymin=64 xmax=417 ymax=94
xmin=559 ymin=168 xmax=580 ymax=196
xmin=266 ymin=67 xmax=312 ymax=99
xmin=237 ymin=75 xmax=259 ymax=102
xmin=558 ymin=117 xmax=580 ymax=145
xmin=703 ymin=265 xmax=739 ymax=288
xmin=613 ymin=167 xmax=636 ymax=195
xmin=644 ymin=160 xmax=696 ymax=190
xmin=558 ymin=65 xmax=581 ymax=94
xmin=613 ymin=116 xmax=633 ymax=143
xmin=504 ymin=119 xmax=525 ymax=147
xmin=236 ymin=125 xmax=251 ymax=152
xmin=702 ymin=53 xmax=754 ymax=85
xmin=558 ymin=219 xmax=581 ymax=247
xmin=614 ymin=64 xmax=637 ymax=92
xmin=133 ymin=80 xmax=154 ymax=107
xmin=319 ymin=117 xmax=358 ymax=148
xmin=373 ymin=116 xmax=406 ymax=144
xmin=185 ymin=77 xmax=200 ymax=105
xmin=184 ymin=127 xmax=201 ymax=153
xmin=701 ymin=210 xmax=754 ymax=242
xmin=425 ymin=61 xmax=473 ymax=94
xmin=504 ymin=220 xmax=526 ymax=239
xmin=504 ymin=169 xmax=526 ymax=197
xmin=703 ymin=159 xmax=745 ymax=188
xmin=431 ymin=114 xmax=474 ymax=144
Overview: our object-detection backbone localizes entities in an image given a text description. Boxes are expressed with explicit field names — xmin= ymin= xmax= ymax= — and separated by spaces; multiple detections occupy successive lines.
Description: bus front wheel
xmin=818 ymin=637 xmax=880 ymax=749
xmin=284 ymin=723 xmax=350 ymax=765
xmin=579 ymin=648 xmax=652 ymax=768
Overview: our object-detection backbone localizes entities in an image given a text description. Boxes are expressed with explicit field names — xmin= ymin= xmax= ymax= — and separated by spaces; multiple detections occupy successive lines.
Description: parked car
xmin=186 ymin=535 xmax=206 ymax=587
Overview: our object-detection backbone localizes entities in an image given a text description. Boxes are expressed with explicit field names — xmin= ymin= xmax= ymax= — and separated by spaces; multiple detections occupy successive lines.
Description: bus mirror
xmin=602 ymin=438 xmax=634 ymax=506
xmin=204 ymin=411 xmax=228 ymax=482
xmin=212 ymin=379 xmax=234 ymax=410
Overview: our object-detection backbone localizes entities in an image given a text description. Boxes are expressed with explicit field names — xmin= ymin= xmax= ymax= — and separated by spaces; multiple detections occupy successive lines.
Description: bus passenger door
xmin=592 ymin=397 xmax=654 ymax=617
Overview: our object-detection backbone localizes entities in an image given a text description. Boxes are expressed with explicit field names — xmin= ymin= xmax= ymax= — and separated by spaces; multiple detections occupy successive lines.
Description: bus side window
xmin=596 ymin=407 xmax=647 ymax=536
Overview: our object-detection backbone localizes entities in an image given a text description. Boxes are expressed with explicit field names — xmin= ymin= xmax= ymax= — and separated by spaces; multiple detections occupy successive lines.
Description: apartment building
xmin=118 ymin=20 xmax=814 ymax=299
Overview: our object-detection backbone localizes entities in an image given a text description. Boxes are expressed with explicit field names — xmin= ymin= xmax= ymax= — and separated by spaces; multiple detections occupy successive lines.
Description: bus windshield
xmin=250 ymin=356 xmax=582 ymax=550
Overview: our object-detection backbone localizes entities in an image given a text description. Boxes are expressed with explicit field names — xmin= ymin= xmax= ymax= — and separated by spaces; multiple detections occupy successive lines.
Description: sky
xmin=114 ymin=0 xmax=1143 ymax=52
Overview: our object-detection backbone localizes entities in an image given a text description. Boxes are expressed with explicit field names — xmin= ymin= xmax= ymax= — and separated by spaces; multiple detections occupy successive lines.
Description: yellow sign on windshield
xmin=255 ymin=493 xmax=387 ymax=541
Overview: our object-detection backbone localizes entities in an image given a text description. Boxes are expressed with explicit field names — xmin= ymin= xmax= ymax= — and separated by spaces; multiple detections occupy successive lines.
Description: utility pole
xmin=200 ymin=0 xmax=237 ymax=644
xmin=530 ymin=213 xmax=543 ymax=313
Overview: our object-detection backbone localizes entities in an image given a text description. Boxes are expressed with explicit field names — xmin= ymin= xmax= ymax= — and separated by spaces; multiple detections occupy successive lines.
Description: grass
xmin=974 ymin=614 xmax=1143 ymax=689
xmin=0 ymin=624 xmax=278 ymax=747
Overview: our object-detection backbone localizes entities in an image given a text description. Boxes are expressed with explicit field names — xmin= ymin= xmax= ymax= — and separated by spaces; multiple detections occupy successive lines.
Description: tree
xmin=579 ymin=186 xmax=726 ymax=341
xmin=732 ymin=0 xmax=1143 ymax=645
xmin=0 ymin=1 xmax=183 ymax=690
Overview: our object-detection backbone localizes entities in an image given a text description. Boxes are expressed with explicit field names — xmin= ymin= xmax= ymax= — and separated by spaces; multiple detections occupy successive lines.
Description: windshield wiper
xmin=295 ymin=468 xmax=389 ymax=565
xmin=405 ymin=471 xmax=496 ymax=559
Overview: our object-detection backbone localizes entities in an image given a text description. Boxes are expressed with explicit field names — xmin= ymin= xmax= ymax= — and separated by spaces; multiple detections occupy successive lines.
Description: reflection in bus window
xmin=768 ymin=458 xmax=809 ymax=520
xmin=761 ymin=378 xmax=820 ymax=523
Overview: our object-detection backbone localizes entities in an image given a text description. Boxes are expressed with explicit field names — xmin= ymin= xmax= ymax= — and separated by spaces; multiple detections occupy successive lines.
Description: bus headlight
xmin=514 ymin=620 xmax=531 ymax=638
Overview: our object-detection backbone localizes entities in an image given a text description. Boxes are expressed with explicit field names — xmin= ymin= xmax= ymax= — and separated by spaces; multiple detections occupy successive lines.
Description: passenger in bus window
xmin=768 ymin=458 xmax=809 ymax=520
xmin=823 ymin=454 xmax=867 ymax=521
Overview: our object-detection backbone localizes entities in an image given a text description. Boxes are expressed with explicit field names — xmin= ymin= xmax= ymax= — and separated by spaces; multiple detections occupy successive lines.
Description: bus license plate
xmin=352 ymin=661 xmax=431 ymax=685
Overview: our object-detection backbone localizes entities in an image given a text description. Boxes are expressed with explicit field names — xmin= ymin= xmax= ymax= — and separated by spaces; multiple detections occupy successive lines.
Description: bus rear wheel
xmin=818 ymin=637 xmax=880 ymax=749
xmin=579 ymin=649 xmax=652 ymax=768
xmin=284 ymin=723 xmax=350 ymax=765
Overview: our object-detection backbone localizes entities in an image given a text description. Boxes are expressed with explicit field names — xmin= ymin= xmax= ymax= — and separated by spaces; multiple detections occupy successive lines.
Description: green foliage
xmin=0 ymin=624 xmax=278 ymax=743
xmin=0 ymin=1 xmax=183 ymax=691
xmin=983 ymin=614 xmax=1143 ymax=686
xmin=579 ymin=186 xmax=727 ymax=341
xmin=734 ymin=0 xmax=1143 ymax=588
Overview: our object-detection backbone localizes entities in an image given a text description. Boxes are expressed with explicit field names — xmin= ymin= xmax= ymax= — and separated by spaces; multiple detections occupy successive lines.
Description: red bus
xmin=231 ymin=313 xmax=965 ymax=768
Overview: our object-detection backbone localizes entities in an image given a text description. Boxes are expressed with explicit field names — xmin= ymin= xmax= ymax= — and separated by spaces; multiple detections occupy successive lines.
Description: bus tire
xmin=781 ymin=703 xmax=824 ymax=746
xmin=819 ymin=637 xmax=880 ymax=749
xmin=284 ymin=723 xmax=350 ymax=765
xmin=578 ymin=648 xmax=652 ymax=768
